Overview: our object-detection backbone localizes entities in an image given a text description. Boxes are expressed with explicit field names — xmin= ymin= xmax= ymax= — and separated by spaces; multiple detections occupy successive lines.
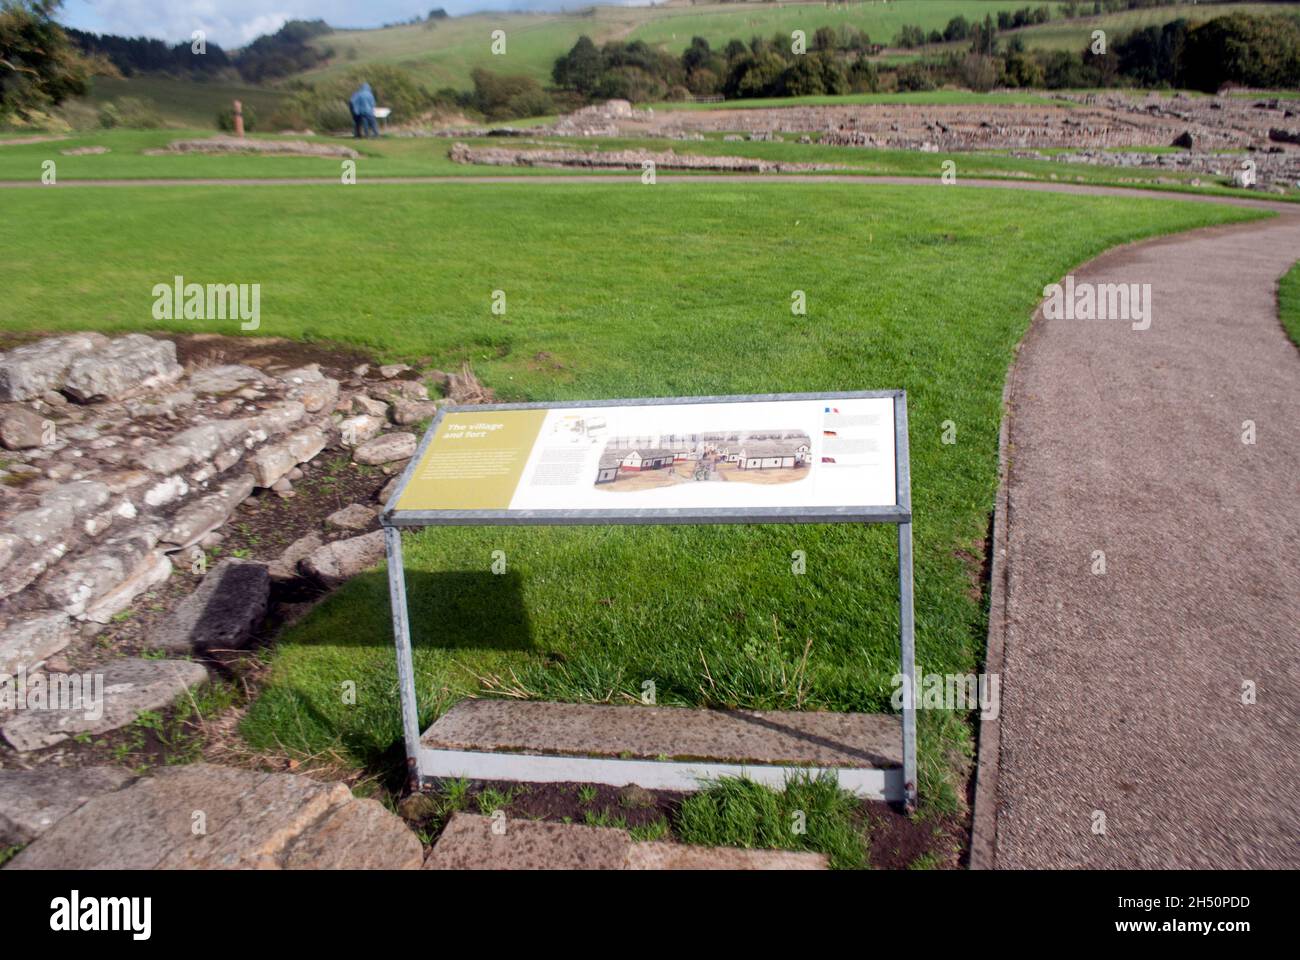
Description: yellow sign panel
xmin=394 ymin=410 xmax=546 ymax=511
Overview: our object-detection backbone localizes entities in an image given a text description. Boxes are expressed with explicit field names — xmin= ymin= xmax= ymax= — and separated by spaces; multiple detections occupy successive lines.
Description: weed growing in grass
xmin=675 ymin=773 xmax=870 ymax=869
xmin=475 ymin=785 xmax=519 ymax=816
xmin=628 ymin=817 xmax=672 ymax=842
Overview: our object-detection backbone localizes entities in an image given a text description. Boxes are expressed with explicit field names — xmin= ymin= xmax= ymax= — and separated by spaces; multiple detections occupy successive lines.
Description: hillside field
xmin=302 ymin=1 xmax=1070 ymax=88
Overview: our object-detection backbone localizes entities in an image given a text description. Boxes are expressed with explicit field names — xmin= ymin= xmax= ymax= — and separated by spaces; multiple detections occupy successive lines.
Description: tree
xmin=471 ymin=67 xmax=552 ymax=121
xmin=944 ymin=16 xmax=971 ymax=43
xmin=970 ymin=14 xmax=999 ymax=57
xmin=1178 ymin=13 xmax=1300 ymax=92
xmin=724 ymin=51 xmax=785 ymax=98
xmin=0 ymin=1 xmax=88 ymax=122
xmin=682 ymin=36 xmax=712 ymax=72
xmin=553 ymin=35 xmax=603 ymax=93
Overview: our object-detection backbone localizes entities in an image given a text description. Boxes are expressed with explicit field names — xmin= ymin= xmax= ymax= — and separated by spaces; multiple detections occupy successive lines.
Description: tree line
xmin=65 ymin=18 xmax=333 ymax=83
xmin=549 ymin=10 xmax=1300 ymax=102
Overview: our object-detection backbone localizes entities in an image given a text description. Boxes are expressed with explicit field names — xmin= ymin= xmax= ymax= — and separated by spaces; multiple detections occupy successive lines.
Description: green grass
xmin=1279 ymin=260 xmax=1300 ymax=346
xmin=1 ymin=126 xmax=1291 ymax=203
xmin=675 ymin=774 xmax=870 ymax=869
xmin=0 ymin=181 xmax=1262 ymax=809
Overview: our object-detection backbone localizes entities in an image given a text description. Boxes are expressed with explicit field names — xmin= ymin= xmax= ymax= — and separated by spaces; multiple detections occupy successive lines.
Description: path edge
xmin=968 ymin=341 xmax=1020 ymax=870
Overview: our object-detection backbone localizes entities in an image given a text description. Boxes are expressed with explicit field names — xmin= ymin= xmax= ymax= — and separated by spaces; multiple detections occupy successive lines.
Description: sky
xmin=57 ymin=1 xmax=642 ymax=48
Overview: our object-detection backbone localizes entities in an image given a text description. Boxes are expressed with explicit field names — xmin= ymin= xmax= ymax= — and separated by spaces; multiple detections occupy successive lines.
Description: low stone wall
xmin=0 ymin=334 xmax=462 ymax=750
xmin=448 ymin=142 xmax=843 ymax=173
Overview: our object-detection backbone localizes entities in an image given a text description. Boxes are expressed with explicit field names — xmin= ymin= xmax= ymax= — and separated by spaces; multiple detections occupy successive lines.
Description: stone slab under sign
xmin=422 ymin=700 xmax=902 ymax=768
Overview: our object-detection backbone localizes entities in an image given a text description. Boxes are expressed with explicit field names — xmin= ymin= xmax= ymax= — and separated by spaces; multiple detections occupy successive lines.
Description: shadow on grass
xmin=308 ymin=568 xmax=537 ymax=653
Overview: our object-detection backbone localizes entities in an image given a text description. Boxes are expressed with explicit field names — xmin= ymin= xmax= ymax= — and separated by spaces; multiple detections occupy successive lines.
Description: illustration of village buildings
xmin=596 ymin=431 xmax=811 ymax=484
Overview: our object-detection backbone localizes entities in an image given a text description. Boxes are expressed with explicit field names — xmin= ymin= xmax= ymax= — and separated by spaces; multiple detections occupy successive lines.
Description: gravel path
xmin=983 ymin=211 xmax=1300 ymax=868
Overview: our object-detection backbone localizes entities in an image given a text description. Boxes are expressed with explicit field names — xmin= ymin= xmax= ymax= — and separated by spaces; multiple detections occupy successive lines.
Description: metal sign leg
xmin=898 ymin=520 xmax=919 ymax=812
xmin=384 ymin=525 xmax=423 ymax=793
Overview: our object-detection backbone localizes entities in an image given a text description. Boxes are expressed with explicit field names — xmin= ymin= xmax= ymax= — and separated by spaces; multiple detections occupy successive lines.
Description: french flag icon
xmin=824 ymin=406 xmax=839 ymax=414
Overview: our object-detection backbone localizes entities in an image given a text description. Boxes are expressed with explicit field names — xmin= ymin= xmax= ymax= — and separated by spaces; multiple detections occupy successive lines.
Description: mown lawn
xmin=0 ymin=182 xmax=1265 ymax=808
xmin=1279 ymin=261 xmax=1300 ymax=347
xmin=1 ymin=126 xmax=1289 ymax=203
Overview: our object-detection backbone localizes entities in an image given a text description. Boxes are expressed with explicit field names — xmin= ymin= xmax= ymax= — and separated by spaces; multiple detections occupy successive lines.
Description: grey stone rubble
xmin=0 ymin=332 xmax=465 ymax=750
xmin=449 ymin=141 xmax=845 ymax=174
xmin=6 ymin=764 xmax=424 ymax=869
xmin=1 ymin=657 xmax=210 ymax=751
xmin=146 ymin=137 xmax=360 ymax=160
xmin=0 ymin=765 xmax=134 ymax=843
xmin=528 ymin=91 xmax=1300 ymax=194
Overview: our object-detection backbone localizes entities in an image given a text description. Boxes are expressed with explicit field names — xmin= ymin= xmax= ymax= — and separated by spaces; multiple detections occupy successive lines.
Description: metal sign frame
xmin=380 ymin=390 xmax=918 ymax=809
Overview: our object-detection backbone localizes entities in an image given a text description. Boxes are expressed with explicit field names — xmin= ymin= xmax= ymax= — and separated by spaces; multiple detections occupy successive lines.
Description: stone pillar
xmin=233 ymin=100 xmax=244 ymax=138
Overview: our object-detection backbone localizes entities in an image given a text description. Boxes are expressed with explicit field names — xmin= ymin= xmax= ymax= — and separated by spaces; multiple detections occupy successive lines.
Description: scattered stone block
xmin=338 ymin=414 xmax=383 ymax=447
xmin=377 ymin=473 xmax=402 ymax=506
xmin=0 ymin=334 xmax=104 ymax=402
xmin=325 ymin=503 xmax=377 ymax=532
xmin=188 ymin=364 xmax=267 ymax=395
xmin=0 ymin=766 xmax=135 ymax=843
xmin=300 ymin=530 xmax=385 ymax=587
xmin=39 ymin=520 xmax=166 ymax=618
xmin=290 ymin=377 xmax=339 ymax=414
xmin=62 ymin=334 xmax=182 ymax=403
xmin=280 ymin=364 xmax=323 ymax=384
xmin=160 ymin=474 xmax=255 ymax=550
xmin=82 ymin=550 xmax=171 ymax=624
xmin=152 ymin=559 xmax=269 ymax=653
xmin=389 ymin=399 xmax=438 ymax=425
xmin=267 ymin=531 xmax=323 ymax=581
xmin=1 ymin=404 xmax=47 ymax=450
xmin=249 ymin=426 xmax=326 ymax=487
xmin=372 ymin=380 xmax=428 ymax=402
xmin=0 ymin=502 xmax=78 ymax=600
xmin=353 ymin=432 xmax=416 ymax=466
xmin=5 ymin=764 xmax=422 ymax=869
xmin=1 ymin=657 xmax=209 ymax=752
xmin=0 ymin=609 xmax=75 ymax=676
xmin=38 ymin=480 xmax=110 ymax=519
xmin=351 ymin=395 xmax=388 ymax=418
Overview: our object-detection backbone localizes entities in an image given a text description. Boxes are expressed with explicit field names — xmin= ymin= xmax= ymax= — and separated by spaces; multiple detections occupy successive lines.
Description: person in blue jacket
xmin=349 ymin=83 xmax=379 ymax=138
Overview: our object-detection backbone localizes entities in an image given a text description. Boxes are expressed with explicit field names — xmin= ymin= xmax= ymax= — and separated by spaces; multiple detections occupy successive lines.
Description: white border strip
xmin=419 ymin=748 xmax=903 ymax=801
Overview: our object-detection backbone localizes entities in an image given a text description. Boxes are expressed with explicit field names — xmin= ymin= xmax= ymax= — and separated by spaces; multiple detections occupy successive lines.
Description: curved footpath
xmin=975 ymin=208 xmax=1300 ymax=868
xmin=6 ymin=170 xmax=1297 ymax=867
